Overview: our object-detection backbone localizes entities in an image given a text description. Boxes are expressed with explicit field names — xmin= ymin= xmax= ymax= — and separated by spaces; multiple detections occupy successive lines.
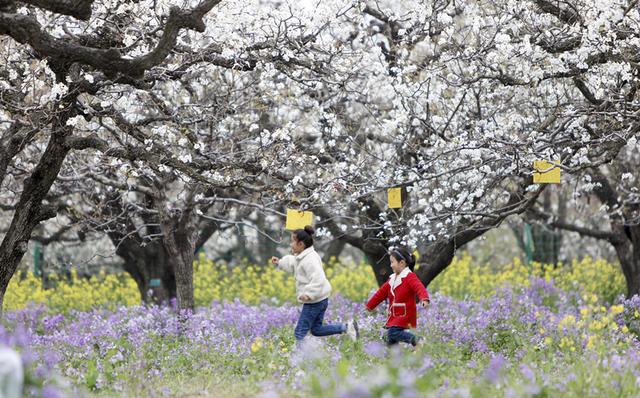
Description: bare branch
xmin=533 ymin=0 xmax=583 ymax=25
xmin=18 ymin=0 xmax=94 ymax=20
xmin=528 ymin=208 xmax=617 ymax=241
xmin=31 ymin=223 xmax=76 ymax=245
xmin=573 ymin=77 xmax=603 ymax=105
xmin=0 ymin=0 xmax=223 ymax=79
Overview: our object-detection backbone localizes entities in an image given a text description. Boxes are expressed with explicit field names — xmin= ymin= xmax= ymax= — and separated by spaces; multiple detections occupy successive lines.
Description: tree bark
xmin=0 ymin=124 xmax=72 ymax=314
xmin=321 ymin=239 xmax=346 ymax=264
xmin=158 ymin=190 xmax=200 ymax=312
xmin=610 ymin=223 xmax=640 ymax=298
xmin=588 ymin=170 xmax=640 ymax=298
xmin=162 ymin=222 xmax=197 ymax=312
xmin=414 ymin=226 xmax=492 ymax=287
xmin=116 ymin=240 xmax=176 ymax=304
xmin=0 ymin=0 xmax=224 ymax=79
xmin=362 ymin=241 xmax=392 ymax=286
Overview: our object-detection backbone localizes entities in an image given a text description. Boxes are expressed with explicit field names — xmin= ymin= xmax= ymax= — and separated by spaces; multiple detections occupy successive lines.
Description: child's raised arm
xmin=272 ymin=255 xmax=295 ymax=273
xmin=366 ymin=282 xmax=390 ymax=311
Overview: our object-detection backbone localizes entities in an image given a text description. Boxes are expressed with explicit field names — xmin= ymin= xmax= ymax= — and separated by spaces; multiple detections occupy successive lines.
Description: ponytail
xmin=293 ymin=225 xmax=315 ymax=248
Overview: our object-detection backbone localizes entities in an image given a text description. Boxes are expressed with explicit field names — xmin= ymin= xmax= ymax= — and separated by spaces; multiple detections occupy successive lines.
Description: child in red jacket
xmin=366 ymin=246 xmax=429 ymax=346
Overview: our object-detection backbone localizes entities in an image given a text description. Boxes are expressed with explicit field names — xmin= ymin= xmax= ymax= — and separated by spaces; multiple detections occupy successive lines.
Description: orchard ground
xmin=4 ymin=256 xmax=639 ymax=398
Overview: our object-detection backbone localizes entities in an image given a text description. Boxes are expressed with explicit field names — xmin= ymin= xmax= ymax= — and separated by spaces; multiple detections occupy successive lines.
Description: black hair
xmin=293 ymin=225 xmax=315 ymax=248
xmin=389 ymin=246 xmax=416 ymax=271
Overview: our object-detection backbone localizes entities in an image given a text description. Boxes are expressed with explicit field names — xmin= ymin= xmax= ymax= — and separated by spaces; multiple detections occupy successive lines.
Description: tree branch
xmin=536 ymin=35 xmax=582 ymax=54
xmin=533 ymin=0 xmax=583 ymax=25
xmin=0 ymin=0 xmax=223 ymax=79
xmin=18 ymin=0 xmax=94 ymax=20
xmin=87 ymin=172 xmax=156 ymax=197
xmin=590 ymin=169 xmax=621 ymax=212
xmin=528 ymin=208 xmax=617 ymax=241
xmin=31 ymin=223 xmax=76 ymax=245
xmin=314 ymin=207 xmax=365 ymax=249
xmin=573 ymin=77 xmax=603 ymax=105
xmin=65 ymin=134 xmax=210 ymax=185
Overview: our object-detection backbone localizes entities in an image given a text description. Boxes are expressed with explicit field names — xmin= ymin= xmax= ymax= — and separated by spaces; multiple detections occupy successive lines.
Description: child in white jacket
xmin=272 ymin=225 xmax=358 ymax=342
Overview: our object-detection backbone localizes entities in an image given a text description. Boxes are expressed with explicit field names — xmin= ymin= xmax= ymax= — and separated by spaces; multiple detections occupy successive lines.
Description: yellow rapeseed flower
xmin=610 ymin=305 xmax=624 ymax=315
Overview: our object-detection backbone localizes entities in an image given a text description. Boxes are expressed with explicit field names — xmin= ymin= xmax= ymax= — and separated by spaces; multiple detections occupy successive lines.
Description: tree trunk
xmin=630 ymin=224 xmax=640 ymax=297
xmin=623 ymin=258 xmax=640 ymax=298
xmin=362 ymin=241 xmax=392 ymax=286
xmin=159 ymin=195 xmax=199 ymax=312
xmin=118 ymin=241 xmax=176 ymax=304
xmin=171 ymin=246 xmax=195 ymax=312
xmin=590 ymin=170 xmax=640 ymax=299
xmin=614 ymin=246 xmax=640 ymax=298
xmin=163 ymin=227 xmax=197 ymax=312
xmin=414 ymin=239 xmax=456 ymax=287
xmin=415 ymin=227 xmax=499 ymax=288
xmin=611 ymin=223 xmax=640 ymax=298
xmin=105 ymin=190 xmax=220 ymax=308
xmin=322 ymin=239 xmax=346 ymax=264
xmin=0 ymin=126 xmax=72 ymax=315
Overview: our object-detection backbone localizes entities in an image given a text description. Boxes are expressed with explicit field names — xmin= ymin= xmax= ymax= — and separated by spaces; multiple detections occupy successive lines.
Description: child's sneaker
xmin=411 ymin=335 xmax=424 ymax=349
xmin=346 ymin=319 xmax=359 ymax=342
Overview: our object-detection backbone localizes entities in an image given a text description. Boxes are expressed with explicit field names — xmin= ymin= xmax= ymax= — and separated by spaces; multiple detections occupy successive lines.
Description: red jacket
xmin=366 ymin=268 xmax=429 ymax=329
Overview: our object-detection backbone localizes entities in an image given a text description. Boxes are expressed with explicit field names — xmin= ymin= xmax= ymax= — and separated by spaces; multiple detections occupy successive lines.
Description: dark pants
xmin=384 ymin=326 xmax=417 ymax=346
xmin=294 ymin=298 xmax=345 ymax=341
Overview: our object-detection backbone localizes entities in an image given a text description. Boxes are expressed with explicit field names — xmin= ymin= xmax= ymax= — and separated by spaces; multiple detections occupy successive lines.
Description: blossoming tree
xmin=244 ymin=0 xmax=640 ymax=287
xmin=0 ymin=0 xmax=264 ymax=313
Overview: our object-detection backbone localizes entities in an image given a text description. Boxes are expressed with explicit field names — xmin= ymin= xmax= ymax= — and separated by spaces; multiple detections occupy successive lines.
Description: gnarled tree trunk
xmin=158 ymin=188 xmax=200 ymax=312
xmin=414 ymin=227 xmax=492 ymax=287
xmin=322 ymin=239 xmax=346 ymax=264
xmin=117 ymin=240 xmax=176 ymax=304
xmin=0 ymin=122 xmax=72 ymax=314
xmin=609 ymin=223 xmax=640 ymax=298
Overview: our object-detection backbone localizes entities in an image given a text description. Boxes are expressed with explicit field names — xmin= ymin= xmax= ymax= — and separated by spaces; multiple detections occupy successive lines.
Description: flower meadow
xmin=3 ymin=256 xmax=639 ymax=397
xmin=5 ymin=255 xmax=625 ymax=313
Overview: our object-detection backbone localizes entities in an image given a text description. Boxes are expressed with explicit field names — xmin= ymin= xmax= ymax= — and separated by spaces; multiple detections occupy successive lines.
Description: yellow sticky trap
xmin=388 ymin=188 xmax=402 ymax=208
xmin=533 ymin=160 xmax=561 ymax=184
xmin=285 ymin=209 xmax=313 ymax=230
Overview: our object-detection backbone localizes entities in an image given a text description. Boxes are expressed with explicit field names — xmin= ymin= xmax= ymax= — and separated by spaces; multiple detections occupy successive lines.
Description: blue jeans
xmin=384 ymin=326 xmax=417 ymax=346
xmin=294 ymin=298 xmax=345 ymax=341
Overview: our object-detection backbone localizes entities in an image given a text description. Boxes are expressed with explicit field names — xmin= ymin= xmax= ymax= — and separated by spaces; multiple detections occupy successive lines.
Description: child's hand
xmin=298 ymin=294 xmax=311 ymax=302
xmin=271 ymin=256 xmax=279 ymax=265
xmin=420 ymin=299 xmax=430 ymax=308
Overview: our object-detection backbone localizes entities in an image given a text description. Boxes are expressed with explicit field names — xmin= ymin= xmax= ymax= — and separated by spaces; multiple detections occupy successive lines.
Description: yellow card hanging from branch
xmin=388 ymin=188 xmax=402 ymax=208
xmin=285 ymin=209 xmax=314 ymax=230
xmin=533 ymin=160 xmax=561 ymax=184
